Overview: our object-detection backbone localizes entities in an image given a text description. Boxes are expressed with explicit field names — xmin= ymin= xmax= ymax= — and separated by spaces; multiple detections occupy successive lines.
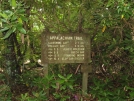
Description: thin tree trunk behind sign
xmin=4 ymin=33 xmax=20 ymax=87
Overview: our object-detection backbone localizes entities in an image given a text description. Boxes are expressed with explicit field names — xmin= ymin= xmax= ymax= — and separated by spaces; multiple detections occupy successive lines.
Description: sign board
xmin=41 ymin=33 xmax=90 ymax=63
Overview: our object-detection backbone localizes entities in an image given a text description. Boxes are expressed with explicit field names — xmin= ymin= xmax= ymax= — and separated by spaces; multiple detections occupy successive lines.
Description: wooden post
xmin=82 ymin=71 xmax=88 ymax=95
xmin=43 ymin=64 xmax=48 ymax=77
xmin=43 ymin=63 xmax=49 ymax=97
xmin=81 ymin=34 xmax=92 ymax=96
xmin=81 ymin=64 xmax=92 ymax=95
xmin=41 ymin=32 xmax=49 ymax=97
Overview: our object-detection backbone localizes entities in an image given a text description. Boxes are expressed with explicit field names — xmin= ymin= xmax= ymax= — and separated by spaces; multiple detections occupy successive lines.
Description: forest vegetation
xmin=0 ymin=0 xmax=134 ymax=101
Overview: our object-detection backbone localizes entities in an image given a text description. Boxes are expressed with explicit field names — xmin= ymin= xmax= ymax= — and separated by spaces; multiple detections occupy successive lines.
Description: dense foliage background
xmin=0 ymin=0 xmax=134 ymax=101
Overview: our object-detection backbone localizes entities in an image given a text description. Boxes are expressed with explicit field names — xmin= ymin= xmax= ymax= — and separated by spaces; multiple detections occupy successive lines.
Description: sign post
xmin=41 ymin=33 xmax=49 ymax=96
xmin=81 ymin=35 xmax=91 ymax=95
xmin=81 ymin=63 xmax=92 ymax=95
xmin=82 ymin=72 xmax=88 ymax=95
xmin=41 ymin=33 xmax=91 ymax=96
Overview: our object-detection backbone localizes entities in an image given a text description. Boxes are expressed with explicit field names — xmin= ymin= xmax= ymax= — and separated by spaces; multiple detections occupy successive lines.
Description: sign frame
xmin=41 ymin=33 xmax=91 ymax=64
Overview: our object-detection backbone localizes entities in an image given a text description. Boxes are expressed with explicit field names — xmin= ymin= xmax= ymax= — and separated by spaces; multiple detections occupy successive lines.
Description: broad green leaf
xmin=17 ymin=9 xmax=25 ymax=13
xmin=51 ymin=84 xmax=58 ymax=89
xmin=18 ymin=18 xmax=23 ymax=23
xmin=1 ymin=19 xmax=7 ymax=23
xmin=0 ymin=27 xmax=9 ymax=32
xmin=67 ymin=74 xmax=72 ymax=79
xmin=20 ymin=15 xmax=27 ymax=21
xmin=57 ymin=79 xmax=64 ymax=84
xmin=18 ymin=27 xmax=26 ymax=34
xmin=5 ymin=10 xmax=13 ymax=16
xmin=11 ymin=0 xmax=16 ymax=8
xmin=58 ymin=74 xmax=65 ymax=79
xmin=60 ymin=85 xmax=66 ymax=90
xmin=11 ymin=15 xmax=17 ymax=21
xmin=69 ymin=85 xmax=73 ymax=90
xmin=16 ymin=23 xmax=23 ymax=28
xmin=0 ymin=13 xmax=8 ymax=19
xmin=1 ymin=29 xmax=13 ymax=39
xmin=12 ymin=27 xmax=16 ymax=32
xmin=34 ymin=93 xmax=39 ymax=97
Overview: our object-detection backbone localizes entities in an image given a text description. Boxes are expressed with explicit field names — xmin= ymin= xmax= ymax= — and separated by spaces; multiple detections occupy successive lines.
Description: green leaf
xmin=17 ymin=9 xmax=25 ymax=13
xmin=11 ymin=0 xmax=16 ymax=8
xmin=11 ymin=15 xmax=17 ymax=21
xmin=20 ymin=15 xmax=27 ymax=21
xmin=12 ymin=27 xmax=16 ymax=32
xmin=16 ymin=23 xmax=23 ymax=28
xmin=1 ymin=29 xmax=13 ymax=39
xmin=18 ymin=27 xmax=26 ymax=34
xmin=34 ymin=93 xmax=39 ymax=97
xmin=5 ymin=10 xmax=13 ymax=16
xmin=0 ymin=27 xmax=9 ymax=32
xmin=18 ymin=18 xmax=23 ymax=23
xmin=1 ymin=19 xmax=7 ymax=23
xmin=58 ymin=74 xmax=65 ymax=79
xmin=69 ymin=85 xmax=73 ymax=90
xmin=51 ymin=84 xmax=58 ymax=89
xmin=61 ymin=85 xmax=67 ymax=90
xmin=0 ymin=13 xmax=8 ymax=19
xmin=57 ymin=79 xmax=64 ymax=84
xmin=67 ymin=74 xmax=72 ymax=79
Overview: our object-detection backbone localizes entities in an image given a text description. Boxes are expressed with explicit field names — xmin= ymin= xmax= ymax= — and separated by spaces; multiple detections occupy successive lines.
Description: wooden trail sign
xmin=41 ymin=33 xmax=91 ymax=63
xmin=41 ymin=33 xmax=91 ymax=96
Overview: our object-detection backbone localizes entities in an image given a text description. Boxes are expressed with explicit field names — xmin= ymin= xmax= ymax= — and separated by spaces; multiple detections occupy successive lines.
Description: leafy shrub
xmin=90 ymin=75 xmax=134 ymax=101
xmin=0 ymin=73 xmax=12 ymax=101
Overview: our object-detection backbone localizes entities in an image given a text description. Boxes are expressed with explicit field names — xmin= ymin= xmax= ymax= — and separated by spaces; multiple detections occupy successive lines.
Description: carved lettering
xmin=42 ymin=34 xmax=90 ymax=63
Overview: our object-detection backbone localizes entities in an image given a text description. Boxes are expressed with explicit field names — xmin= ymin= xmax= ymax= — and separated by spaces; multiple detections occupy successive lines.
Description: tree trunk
xmin=4 ymin=33 xmax=20 ymax=87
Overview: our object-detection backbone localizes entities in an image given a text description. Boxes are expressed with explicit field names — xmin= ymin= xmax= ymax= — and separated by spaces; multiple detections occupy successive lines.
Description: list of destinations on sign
xmin=41 ymin=33 xmax=90 ymax=63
